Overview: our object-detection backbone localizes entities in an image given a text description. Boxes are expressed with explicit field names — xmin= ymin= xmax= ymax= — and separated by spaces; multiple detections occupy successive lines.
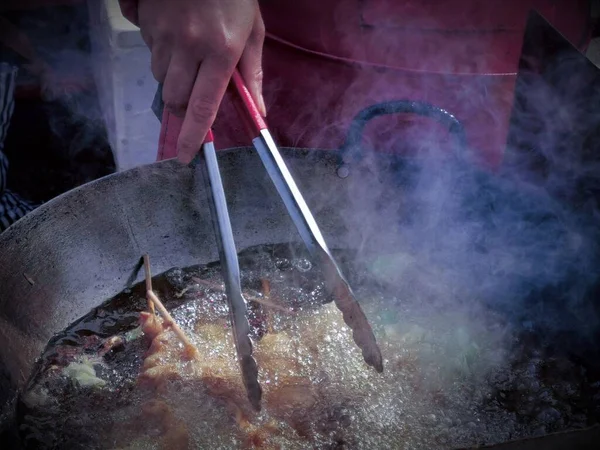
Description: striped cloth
xmin=0 ymin=63 xmax=36 ymax=232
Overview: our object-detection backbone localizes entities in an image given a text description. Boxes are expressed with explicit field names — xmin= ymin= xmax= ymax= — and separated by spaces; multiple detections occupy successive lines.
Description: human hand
xmin=128 ymin=0 xmax=266 ymax=163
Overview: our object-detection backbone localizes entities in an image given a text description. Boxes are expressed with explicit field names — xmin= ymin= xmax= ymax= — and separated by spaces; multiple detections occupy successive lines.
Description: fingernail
xmin=177 ymin=152 xmax=193 ymax=165
xmin=258 ymin=94 xmax=267 ymax=118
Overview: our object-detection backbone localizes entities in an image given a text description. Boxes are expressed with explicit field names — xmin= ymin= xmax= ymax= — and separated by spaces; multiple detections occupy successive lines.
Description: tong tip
xmin=240 ymin=354 xmax=262 ymax=411
xmin=365 ymin=349 xmax=384 ymax=373
xmin=236 ymin=329 xmax=263 ymax=411
xmin=320 ymin=253 xmax=385 ymax=374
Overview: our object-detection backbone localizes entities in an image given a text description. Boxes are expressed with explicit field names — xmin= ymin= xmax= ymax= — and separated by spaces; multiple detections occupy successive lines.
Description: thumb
xmin=238 ymin=17 xmax=266 ymax=117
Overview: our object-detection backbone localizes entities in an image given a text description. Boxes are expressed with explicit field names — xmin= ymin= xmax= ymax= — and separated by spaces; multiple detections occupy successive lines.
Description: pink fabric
xmin=156 ymin=0 xmax=591 ymax=166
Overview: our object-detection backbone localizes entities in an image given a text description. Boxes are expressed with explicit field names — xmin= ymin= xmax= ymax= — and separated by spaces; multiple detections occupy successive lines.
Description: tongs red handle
xmin=229 ymin=70 xmax=268 ymax=137
xmin=157 ymin=109 xmax=183 ymax=161
xmin=155 ymin=70 xmax=383 ymax=377
xmin=156 ymin=69 xmax=263 ymax=162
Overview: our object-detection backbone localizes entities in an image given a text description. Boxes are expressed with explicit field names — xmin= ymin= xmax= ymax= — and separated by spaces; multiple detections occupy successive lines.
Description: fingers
xmin=176 ymin=57 xmax=233 ymax=164
xmin=238 ymin=16 xmax=266 ymax=117
xmin=162 ymin=53 xmax=199 ymax=117
xmin=150 ymin=42 xmax=171 ymax=83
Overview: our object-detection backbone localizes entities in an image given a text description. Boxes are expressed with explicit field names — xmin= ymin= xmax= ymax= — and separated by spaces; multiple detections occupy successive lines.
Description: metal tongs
xmin=184 ymin=70 xmax=382 ymax=410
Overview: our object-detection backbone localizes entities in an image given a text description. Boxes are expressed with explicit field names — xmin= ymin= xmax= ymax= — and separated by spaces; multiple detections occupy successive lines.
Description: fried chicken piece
xmin=254 ymin=331 xmax=301 ymax=377
xmin=142 ymin=399 xmax=190 ymax=450
xmin=139 ymin=311 xmax=163 ymax=341
xmin=136 ymin=313 xmax=191 ymax=449
xmin=193 ymin=322 xmax=257 ymax=425
xmin=136 ymin=301 xmax=359 ymax=448
xmin=138 ymin=312 xmax=259 ymax=446
xmin=241 ymin=420 xmax=281 ymax=449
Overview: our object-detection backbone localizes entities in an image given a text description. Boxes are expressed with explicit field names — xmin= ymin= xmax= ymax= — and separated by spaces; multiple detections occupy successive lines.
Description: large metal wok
xmin=0 ymin=110 xmax=599 ymax=449
xmin=0 ymin=96 xmax=475 ymax=412
xmin=0 ymin=145 xmax=389 ymax=398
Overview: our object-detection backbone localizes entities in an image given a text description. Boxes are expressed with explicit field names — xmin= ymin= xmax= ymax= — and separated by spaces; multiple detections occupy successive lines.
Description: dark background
xmin=1 ymin=1 xmax=115 ymax=207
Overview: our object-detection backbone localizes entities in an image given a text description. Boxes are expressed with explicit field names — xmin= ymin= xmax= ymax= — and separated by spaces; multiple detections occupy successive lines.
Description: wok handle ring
xmin=337 ymin=100 xmax=468 ymax=177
